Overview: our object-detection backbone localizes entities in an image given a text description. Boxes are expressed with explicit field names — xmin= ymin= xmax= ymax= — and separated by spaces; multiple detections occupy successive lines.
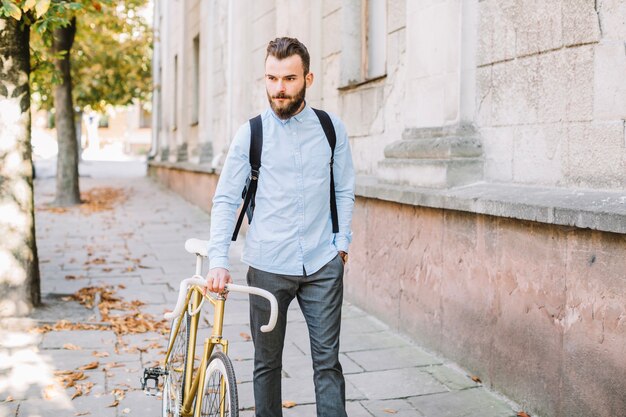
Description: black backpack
xmin=231 ymin=108 xmax=339 ymax=241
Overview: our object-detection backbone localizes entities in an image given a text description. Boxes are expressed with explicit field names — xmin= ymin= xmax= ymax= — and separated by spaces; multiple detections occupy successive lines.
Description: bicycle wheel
xmin=162 ymin=312 xmax=190 ymax=417
xmin=200 ymin=351 xmax=239 ymax=417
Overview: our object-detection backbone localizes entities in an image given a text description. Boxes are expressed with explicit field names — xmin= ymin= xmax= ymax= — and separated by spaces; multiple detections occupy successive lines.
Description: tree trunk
xmin=0 ymin=17 xmax=41 ymax=316
xmin=53 ymin=17 xmax=81 ymax=206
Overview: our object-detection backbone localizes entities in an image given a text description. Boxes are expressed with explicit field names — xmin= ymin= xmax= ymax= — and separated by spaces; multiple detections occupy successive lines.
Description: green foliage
xmin=20 ymin=0 xmax=152 ymax=113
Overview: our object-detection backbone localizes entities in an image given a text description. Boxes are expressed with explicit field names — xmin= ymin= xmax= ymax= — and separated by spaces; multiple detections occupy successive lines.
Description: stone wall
xmin=347 ymin=196 xmax=626 ymax=417
xmin=477 ymin=0 xmax=626 ymax=189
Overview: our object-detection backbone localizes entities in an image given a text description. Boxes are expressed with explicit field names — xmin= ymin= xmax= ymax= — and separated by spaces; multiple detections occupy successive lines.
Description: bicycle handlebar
xmin=163 ymin=276 xmax=278 ymax=333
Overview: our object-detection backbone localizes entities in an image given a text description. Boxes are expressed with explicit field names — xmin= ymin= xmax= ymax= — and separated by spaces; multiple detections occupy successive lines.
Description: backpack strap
xmin=312 ymin=108 xmax=339 ymax=234
xmin=231 ymin=115 xmax=263 ymax=241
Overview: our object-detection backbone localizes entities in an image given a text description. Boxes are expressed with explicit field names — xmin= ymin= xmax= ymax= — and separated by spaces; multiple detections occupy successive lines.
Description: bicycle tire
xmin=200 ymin=351 xmax=239 ymax=417
xmin=162 ymin=312 xmax=190 ymax=417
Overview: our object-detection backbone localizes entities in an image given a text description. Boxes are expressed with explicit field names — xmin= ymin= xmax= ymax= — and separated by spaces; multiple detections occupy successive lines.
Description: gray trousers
xmin=246 ymin=254 xmax=347 ymax=417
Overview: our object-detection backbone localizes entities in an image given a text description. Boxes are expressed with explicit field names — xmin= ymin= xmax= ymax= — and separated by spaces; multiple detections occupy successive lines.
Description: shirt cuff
xmin=334 ymin=236 xmax=350 ymax=253
xmin=209 ymin=256 xmax=230 ymax=271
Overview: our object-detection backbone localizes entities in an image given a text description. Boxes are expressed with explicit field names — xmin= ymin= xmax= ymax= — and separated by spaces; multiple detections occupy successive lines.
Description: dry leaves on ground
xmin=54 ymin=371 xmax=87 ymax=389
xmin=240 ymin=332 xmax=252 ymax=341
xmin=49 ymin=285 xmax=168 ymax=337
xmin=71 ymin=382 xmax=95 ymax=400
xmin=63 ymin=343 xmax=82 ymax=350
xmin=37 ymin=187 xmax=128 ymax=215
xmin=33 ymin=320 xmax=106 ymax=334
xmin=383 ymin=409 xmax=398 ymax=414
xmin=108 ymin=388 xmax=127 ymax=408
xmin=517 ymin=412 xmax=531 ymax=417
xmin=78 ymin=361 xmax=99 ymax=371
xmin=282 ymin=401 xmax=297 ymax=408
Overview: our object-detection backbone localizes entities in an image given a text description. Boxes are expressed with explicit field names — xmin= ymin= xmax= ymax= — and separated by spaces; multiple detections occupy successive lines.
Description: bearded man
xmin=205 ymin=37 xmax=355 ymax=417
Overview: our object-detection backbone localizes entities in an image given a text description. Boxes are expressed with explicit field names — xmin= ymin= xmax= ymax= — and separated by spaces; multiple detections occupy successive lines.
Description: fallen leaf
xmin=92 ymin=351 xmax=109 ymax=358
xmin=63 ymin=343 xmax=82 ymax=350
xmin=118 ymin=284 xmax=126 ymax=289
xmin=71 ymin=386 xmax=83 ymax=400
xmin=3 ymin=396 xmax=14 ymax=402
xmin=471 ymin=375 xmax=482 ymax=383
xmin=54 ymin=371 xmax=87 ymax=388
xmin=65 ymin=275 xmax=77 ymax=280
xmin=240 ymin=332 xmax=252 ymax=341
xmin=107 ymin=400 xmax=119 ymax=407
xmin=78 ymin=361 xmax=99 ymax=370
xmin=383 ymin=409 xmax=398 ymax=414
xmin=517 ymin=412 xmax=531 ymax=417
xmin=122 ymin=408 xmax=130 ymax=414
xmin=75 ymin=412 xmax=91 ymax=416
xmin=104 ymin=362 xmax=124 ymax=369
xmin=282 ymin=400 xmax=297 ymax=408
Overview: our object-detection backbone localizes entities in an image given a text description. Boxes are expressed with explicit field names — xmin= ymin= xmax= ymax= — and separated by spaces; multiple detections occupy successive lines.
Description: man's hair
xmin=266 ymin=37 xmax=310 ymax=75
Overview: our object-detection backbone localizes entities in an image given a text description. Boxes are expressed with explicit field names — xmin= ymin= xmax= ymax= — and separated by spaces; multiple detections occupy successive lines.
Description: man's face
xmin=265 ymin=54 xmax=314 ymax=119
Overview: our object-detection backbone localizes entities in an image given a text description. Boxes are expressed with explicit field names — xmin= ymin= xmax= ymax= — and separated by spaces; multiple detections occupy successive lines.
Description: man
xmin=206 ymin=37 xmax=355 ymax=417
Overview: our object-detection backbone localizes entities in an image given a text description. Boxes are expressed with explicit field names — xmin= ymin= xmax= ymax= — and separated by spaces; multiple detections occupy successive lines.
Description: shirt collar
xmin=267 ymin=102 xmax=312 ymax=124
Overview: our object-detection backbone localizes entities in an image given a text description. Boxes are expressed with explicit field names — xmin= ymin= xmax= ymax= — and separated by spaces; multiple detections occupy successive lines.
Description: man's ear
xmin=305 ymin=72 xmax=314 ymax=88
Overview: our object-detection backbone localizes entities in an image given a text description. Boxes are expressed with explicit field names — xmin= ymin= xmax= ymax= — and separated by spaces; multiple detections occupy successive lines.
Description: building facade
xmin=149 ymin=2 xmax=626 ymax=417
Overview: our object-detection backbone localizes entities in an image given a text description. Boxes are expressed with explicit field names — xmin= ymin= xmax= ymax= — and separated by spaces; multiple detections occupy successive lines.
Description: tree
xmin=0 ymin=0 xmax=150 ymax=316
xmin=52 ymin=14 xmax=80 ymax=205
xmin=0 ymin=1 xmax=51 ymax=316
xmin=30 ymin=0 xmax=152 ymax=205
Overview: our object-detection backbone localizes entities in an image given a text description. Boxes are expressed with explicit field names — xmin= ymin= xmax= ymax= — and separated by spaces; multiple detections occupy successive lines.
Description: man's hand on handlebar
xmin=205 ymin=267 xmax=232 ymax=294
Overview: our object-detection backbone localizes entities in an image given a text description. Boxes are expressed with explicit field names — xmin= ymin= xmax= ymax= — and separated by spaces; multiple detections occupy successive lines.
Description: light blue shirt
xmin=208 ymin=104 xmax=355 ymax=275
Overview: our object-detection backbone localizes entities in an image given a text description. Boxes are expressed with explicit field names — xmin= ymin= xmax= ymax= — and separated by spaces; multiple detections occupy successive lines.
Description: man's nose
xmin=277 ymin=80 xmax=286 ymax=91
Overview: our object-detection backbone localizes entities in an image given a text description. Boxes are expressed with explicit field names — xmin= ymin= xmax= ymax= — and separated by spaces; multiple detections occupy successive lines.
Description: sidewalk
xmin=2 ymin=160 xmax=522 ymax=417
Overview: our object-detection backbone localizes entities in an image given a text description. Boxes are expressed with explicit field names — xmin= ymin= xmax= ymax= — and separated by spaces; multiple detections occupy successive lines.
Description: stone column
xmin=380 ymin=0 xmax=483 ymax=188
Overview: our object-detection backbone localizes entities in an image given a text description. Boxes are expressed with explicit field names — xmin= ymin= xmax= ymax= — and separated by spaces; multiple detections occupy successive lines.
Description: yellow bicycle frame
xmin=163 ymin=284 xmax=230 ymax=417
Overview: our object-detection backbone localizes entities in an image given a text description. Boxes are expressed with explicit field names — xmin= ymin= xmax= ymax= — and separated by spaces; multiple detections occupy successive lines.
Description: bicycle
xmin=141 ymin=238 xmax=278 ymax=417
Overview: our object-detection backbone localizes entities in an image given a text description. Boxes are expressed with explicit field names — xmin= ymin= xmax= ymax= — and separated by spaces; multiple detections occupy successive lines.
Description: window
xmin=173 ymin=55 xmax=178 ymax=130
xmin=364 ymin=0 xmax=386 ymax=79
xmin=340 ymin=0 xmax=387 ymax=88
xmin=191 ymin=35 xmax=200 ymax=125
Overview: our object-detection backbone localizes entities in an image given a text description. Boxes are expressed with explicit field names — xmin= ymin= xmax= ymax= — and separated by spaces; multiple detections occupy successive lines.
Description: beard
xmin=267 ymin=83 xmax=306 ymax=120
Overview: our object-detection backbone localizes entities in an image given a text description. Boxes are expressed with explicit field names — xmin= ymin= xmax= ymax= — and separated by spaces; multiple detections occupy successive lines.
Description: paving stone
xmin=280 ymin=400 xmax=373 ymax=417
xmin=339 ymin=330 xmax=409 ymax=353
xmin=105 ymin=365 xmax=144 ymax=392
xmin=339 ymin=352 xmax=364 ymax=374
xmin=346 ymin=346 xmax=442 ymax=371
xmin=42 ymin=349 xmax=138 ymax=372
xmin=341 ymin=315 xmax=389 ymax=335
xmin=407 ymin=388 xmax=518 ymax=417
xmin=361 ymin=398 xmax=425 ymax=417
xmin=1 ymin=400 xmax=18 ymax=416
xmin=424 ymin=364 xmax=481 ymax=391
xmin=41 ymin=330 xmax=117 ymax=350
xmin=116 ymin=389 xmax=162 ymax=416
xmin=346 ymin=368 xmax=448 ymax=401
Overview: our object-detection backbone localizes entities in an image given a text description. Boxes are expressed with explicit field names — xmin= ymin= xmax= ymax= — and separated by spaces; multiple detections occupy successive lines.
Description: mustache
xmin=272 ymin=93 xmax=292 ymax=99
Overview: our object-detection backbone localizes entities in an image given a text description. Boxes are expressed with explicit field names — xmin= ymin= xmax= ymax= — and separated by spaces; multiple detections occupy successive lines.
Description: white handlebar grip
xmin=163 ymin=275 xmax=206 ymax=320
xmin=164 ymin=278 xmax=278 ymax=333
xmin=226 ymin=283 xmax=278 ymax=333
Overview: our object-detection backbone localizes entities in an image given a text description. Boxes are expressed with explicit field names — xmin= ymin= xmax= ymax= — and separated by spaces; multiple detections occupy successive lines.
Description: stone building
xmin=148 ymin=1 xmax=626 ymax=416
